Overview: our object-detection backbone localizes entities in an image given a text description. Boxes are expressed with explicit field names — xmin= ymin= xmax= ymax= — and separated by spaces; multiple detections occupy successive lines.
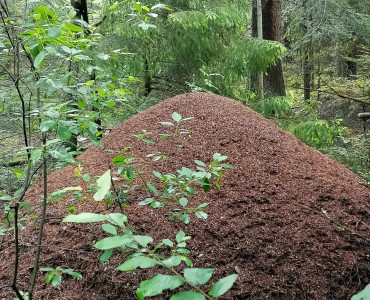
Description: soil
xmin=0 ymin=92 xmax=369 ymax=300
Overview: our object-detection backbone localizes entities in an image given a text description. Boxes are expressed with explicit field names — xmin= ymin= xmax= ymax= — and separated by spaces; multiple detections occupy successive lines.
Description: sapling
xmin=62 ymin=213 xmax=238 ymax=299
xmin=41 ymin=267 xmax=82 ymax=288
xmin=159 ymin=112 xmax=193 ymax=138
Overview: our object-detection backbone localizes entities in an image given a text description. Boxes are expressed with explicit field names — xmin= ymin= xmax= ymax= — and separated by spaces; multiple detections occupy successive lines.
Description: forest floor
xmin=0 ymin=92 xmax=369 ymax=299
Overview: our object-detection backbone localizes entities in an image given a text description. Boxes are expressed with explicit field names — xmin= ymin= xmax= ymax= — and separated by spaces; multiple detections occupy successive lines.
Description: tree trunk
xmin=347 ymin=35 xmax=359 ymax=79
xmin=257 ymin=0 xmax=264 ymax=100
xmin=144 ymin=57 xmax=152 ymax=97
xmin=71 ymin=0 xmax=88 ymax=22
xmin=70 ymin=1 xmax=103 ymax=140
xmin=250 ymin=0 xmax=286 ymax=97
xmin=261 ymin=0 xmax=286 ymax=97
xmin=302 ymin=47 xmax=311 ymax=101
xmin=301 ymin=1 xmax=312 ymax=101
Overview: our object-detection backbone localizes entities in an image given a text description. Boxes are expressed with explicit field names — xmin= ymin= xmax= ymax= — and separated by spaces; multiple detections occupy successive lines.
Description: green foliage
xmin=158 ymin=112 xmax=193 ymax=137
xmin=323 ymin=135 xmax=370 ymax=181
xmin=293 ymin=119 xmax=346 ymax=149
xmin=351 ymin=284 xmax=370 ymax=300
xmin=255 ymin=96 xmax=293 ymax=118
xmin=41 ymin=267 xmax=82 ymax=288
xmin=100 ymin=0 xmax=283 ymax=99
xmin=63 ymin=212 xmax=238 ymax=299
xmin=251 ymin=94 xmax=347 ymax=150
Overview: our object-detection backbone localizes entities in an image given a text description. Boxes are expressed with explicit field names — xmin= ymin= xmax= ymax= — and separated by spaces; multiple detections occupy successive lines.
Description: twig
xmin=297 ymin=203 xmax=370 ymax=243
xmin=10 ymin=204 xmax=24 ymax=300
xmin=288 ymin=85 xmax=370 ymax=106
xmin=28 ymin=142 xmax=48 ymax=299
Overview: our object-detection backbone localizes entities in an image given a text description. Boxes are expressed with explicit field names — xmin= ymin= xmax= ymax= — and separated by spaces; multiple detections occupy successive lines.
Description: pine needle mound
xmin=1 ymin=92 xmax=369 ymax=299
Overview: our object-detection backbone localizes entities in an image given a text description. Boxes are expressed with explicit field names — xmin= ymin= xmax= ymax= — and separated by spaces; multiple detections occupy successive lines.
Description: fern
xmin=293 ymin=119 xmax=346 ymax=149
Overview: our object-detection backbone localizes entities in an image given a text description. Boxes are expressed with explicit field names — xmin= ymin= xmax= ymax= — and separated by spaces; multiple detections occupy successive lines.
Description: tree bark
xmin=71 ymin=0 xmax=88 ymax=22
xmin=251 ymin=0 xmax=286 ymax=97
xmin=257 ymin=0 xmax=264 ymax=100
xmin=261 ymin=0 xmax=285 ymax=97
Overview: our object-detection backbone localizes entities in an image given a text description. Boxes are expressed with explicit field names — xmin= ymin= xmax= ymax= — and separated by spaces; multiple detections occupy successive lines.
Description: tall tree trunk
xmin=301 ymin=1 xmax=312 ymax=101
xmin=250 ymin=0 xmax=286 ymax=97
xmin=143 ymin=57 xmax=152 ymax=97
xmin=71 ymin=0 xmax=88 ymax=22
xmin=302 ymin=46 xmax=311 ymax=101
xmin=347 ymin=34 xmax=359 ymax=80
xmin=257 ymin=0 xmax=264 ymax=100
xmin=261 ymin=0 xmax=286 ymax=97
xmin=70 ymin=0 xmax=102 ymax=140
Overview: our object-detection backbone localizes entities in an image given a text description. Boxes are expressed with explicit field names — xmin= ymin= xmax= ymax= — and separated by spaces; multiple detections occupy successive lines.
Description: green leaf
xmin=142 ymin=139 xmax=155 ymax=145
xmin=147 ymin=183 xmax=158 ymax=196
xmin=194 ymin=160 xmax=206 ymax=167
xmin=208 ymin=274 xmax=238 ymax=297
xmin=41 ymin=267 xmax=54 ymax=272
xmin=136 ymin=274 xmax=184 ymax=299
xmin=100 ymin=249 xmax=113 ymax=262
xmin=62 ymin=213 xmax=107 ymax=223
xmin=184 ymin=268 xmax=214 ymax=286
xmin=162 ymin=239 xmax=173 ymax=247
xmin=57 ymin=125 xmax=72 ymax=140
xmin=97 ymin=53 xmax=110 ymax=60
xmin=159 ymin=121 xmax=174 ymax=126
xmin=161 ymin=256 xmax=181 ymax=268
xmin=74 ymin=54 xmax=92 ymax=61
xmin=51 ymin=274 xmax=62 ymax=288
xmin=82 ymin=173 xmax=90 ymax=182
xmin=93 ymin=170 xmax=111 ymax=201
xmin=153 ymin=171 xmax=163 ymax=179
xmin=351 ymin=284 xmax=370 ymax=300
xmin=0 ymin=195 xmax=11 ymax=201
xmin=40 ymin=119 xmax=56 ymax=132
xmin=202 ymin=177 xmax=210 ymax=193
xmin=117 ymin=256 xmax=157 ymax=271
xmin=197 ymin=203 xmax=208 ymax=208
xmin=133 ymin=235 xmax=153 ymax=247
xmin=19 ymin=202 xmax=31 ymax=211
xmin=177 ymin=248 xmax=190 ymax=254
xmin=178 ymin=167 xmax=193 ymax=178
xmin=102 ymin=224 xmax=117 ymax=235
xmin=179 ymin=197 xmax=188 ymax=207
xmin=126 ymin=166 xmax=133 ymax=179
xmin=139 ymin=198 xmax=154 ymax=205
xmin=67 ymin=271 xmax=82 ymax=280
xmin=170 ymin=291 xmax=205 ymax=300
xmin=65 ymin=23 xmax=84 ymax=32
xmin=176 ymin=231 xmax=185 ymax=243
xmin=195 ymin=211 xmax=208 ymax=219
xmin=94 ymin=235 xmax=131 ymax=250
xmin=181 ymin=214 xmax=190 ymax=224
xmin=172 ymin=112 xmax=182 ymax=122
xmin=107 ymin=213 xmax=127 ymax=227
xmin=133 ymin=2 xmax=143 ymax=13
xmin=48 ymin=26 xmax=61 ymax=37
xmin=212 ymin=153 xmax=221 ymax=160
xmin=34 ymin=50 xmax=45 ymax=68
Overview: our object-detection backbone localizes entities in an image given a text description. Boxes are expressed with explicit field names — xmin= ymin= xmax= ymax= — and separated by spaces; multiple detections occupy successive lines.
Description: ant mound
xmin=1 ymin=92 xmax=369 ymax=300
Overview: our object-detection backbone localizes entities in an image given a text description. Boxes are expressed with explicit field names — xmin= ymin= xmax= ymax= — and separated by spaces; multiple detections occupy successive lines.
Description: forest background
xmin=0 ymin=0 xmax=369 ymax=299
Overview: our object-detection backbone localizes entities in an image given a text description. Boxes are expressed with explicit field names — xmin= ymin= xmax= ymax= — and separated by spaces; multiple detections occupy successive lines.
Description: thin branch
xmin=28 ymin=142 xmax=48 ymax=299
xmin=288 ymin=85 xmax=370 ymax=106
xmin=298 ymin=203 xmax=370 ymax=243
xmin=10 ymin=204 xmax=24 ymax=300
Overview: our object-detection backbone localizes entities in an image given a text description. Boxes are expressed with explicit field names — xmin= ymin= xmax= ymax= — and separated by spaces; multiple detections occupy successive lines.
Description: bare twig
xmin=297 ymin=203 xmax=370 ymax=243
xmin=28 ymin=141 xmax=48 ymax=299
xmin=10 ymin=204 xmax=24 ymax=300
xmin=288 ymin=85 xmax=370 ymax=106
